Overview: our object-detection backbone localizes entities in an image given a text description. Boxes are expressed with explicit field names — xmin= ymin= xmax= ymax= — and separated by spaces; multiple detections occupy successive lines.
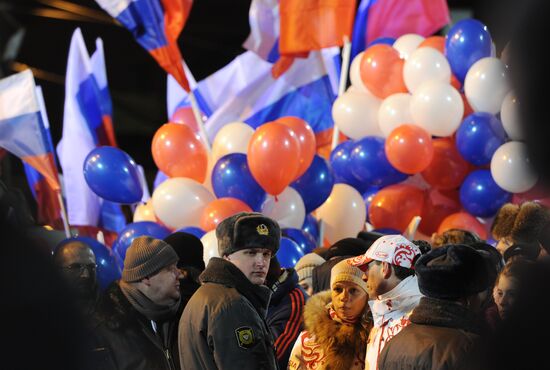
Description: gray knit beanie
xmin=122 ymin=236 xmax=179 ymax=282
xmin=295 ymin=253 xmax=326 ymax=283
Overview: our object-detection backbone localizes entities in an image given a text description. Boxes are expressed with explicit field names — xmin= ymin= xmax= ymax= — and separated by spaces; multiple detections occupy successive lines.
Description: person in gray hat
xmin=179 ymin=212 xmax=280 ymax=370
xmin=91 ymin=236 xmax=183 ymax=370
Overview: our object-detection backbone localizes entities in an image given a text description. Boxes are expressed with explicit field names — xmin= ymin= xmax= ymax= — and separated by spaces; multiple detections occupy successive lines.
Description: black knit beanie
xmin=164 ymin=232 xmax=205 ymax=271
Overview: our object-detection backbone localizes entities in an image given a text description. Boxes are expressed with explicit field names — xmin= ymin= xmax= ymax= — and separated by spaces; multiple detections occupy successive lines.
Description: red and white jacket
xmin=365 ymin=275 xmax=422 ymax=370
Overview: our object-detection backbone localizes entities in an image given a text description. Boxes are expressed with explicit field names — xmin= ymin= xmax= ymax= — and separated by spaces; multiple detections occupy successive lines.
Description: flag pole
xmin=331 ymin=36 xmax=352 ymax=151
xmin=56 ymin=190 xmax=71 ymax=238
xmin=188 ymin=91 xmax=212 ymax=153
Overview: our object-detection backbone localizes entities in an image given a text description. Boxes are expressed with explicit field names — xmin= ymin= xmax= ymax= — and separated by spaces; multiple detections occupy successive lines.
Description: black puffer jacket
xmin=90 ymin=282 xmax=181 ymax=370
xmin=378 ymin=296 xmax=484 ymax=370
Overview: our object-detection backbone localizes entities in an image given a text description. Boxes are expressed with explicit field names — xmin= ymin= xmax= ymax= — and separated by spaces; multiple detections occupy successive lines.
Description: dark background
xmin=0 ymin=0 xmax=520 ymax=216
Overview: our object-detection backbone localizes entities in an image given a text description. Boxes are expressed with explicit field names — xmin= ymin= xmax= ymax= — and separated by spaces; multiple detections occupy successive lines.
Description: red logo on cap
xmin=392 ymin=244 xmax=416 ymax=268
xmin=375 ymin=251 xmax=389 ymax=259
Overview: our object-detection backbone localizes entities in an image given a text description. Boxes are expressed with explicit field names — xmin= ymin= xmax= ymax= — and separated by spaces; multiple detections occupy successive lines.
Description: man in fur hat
xmin=378 ymin=244 xmax=490 ymax=370
xmin=179 ymin=212 xmax=280 ymax=370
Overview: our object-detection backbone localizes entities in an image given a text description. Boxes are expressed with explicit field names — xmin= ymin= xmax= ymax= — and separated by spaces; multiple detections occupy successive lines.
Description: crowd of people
xmin=3 ymin=172 xmax=550 ymax=370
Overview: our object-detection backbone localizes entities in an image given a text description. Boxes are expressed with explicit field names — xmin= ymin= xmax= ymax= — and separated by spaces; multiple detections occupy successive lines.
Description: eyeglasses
xmin=61 ymin=263 xmax=97 ymax=274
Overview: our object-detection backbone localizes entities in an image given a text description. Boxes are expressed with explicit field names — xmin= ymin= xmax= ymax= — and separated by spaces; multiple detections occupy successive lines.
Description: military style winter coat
xmin=378 ymin=296 xmax=485 ymax=370
xmin=178 ymin=257 xmax=278 ymax=370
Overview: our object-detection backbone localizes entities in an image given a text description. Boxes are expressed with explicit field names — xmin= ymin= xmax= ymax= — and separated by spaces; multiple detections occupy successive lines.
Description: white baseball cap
xmin=348 ymin=234 xmax=421 ymax=270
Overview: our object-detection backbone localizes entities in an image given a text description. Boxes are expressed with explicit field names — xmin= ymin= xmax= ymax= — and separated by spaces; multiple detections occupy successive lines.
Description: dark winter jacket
xmin=266 ymin=268 xmax=307 ymax=369
xmin=178 ymin=257 xmax=278 ymax=370
xmin=90 ymin=282 xmax=181 ymax=370
xmin=378 ymin=296 xmax=484 ymax=370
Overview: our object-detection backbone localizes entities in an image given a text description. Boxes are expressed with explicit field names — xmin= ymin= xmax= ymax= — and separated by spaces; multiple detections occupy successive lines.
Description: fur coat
xmin=288 ymin=291 xmax=370 ymax=370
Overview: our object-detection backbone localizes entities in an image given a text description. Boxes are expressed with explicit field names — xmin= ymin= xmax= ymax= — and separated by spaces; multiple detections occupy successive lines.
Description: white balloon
xmin=202 ymin=152 xmax=215 ymax=194
xmin=133 ymin=201 xmax=156 ymax=222
xmin=403 ymin=47 xmax=451 ymax=93
xmin=211 ymin=122 xmax=254 ymax=162
xmin=261 ymin=187 xmax=305 ymax=229
xmin=464 ymin=57 xmax=510 ymax=115
xmin=316 ymin=184 xmax=366 ymax=244
xmin=410 ymin=81 xmax=464 ymax=137
xmin=350 ymin=52 xmax=369 ymax=92
xmin=332 ymin=89 xmax=382 ymax=139
xmin=490 ymin=141 xmax=538 ymax=193
xmin=378 ymin=93 xmax=413 ymax=137
xmin=201 ymin=230 xmax=219 ymax=265
xmin=152 ymin=177 xmax=215 ymax=229
xmin=393 ymin=34 xmax=425 ymax=60
xmin=500 ymin=91 xmax=524 ymax=140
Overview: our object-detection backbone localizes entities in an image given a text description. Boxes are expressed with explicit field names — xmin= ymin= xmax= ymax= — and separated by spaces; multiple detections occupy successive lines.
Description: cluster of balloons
xmin=328 ymin=18 xmax=538 ymax=238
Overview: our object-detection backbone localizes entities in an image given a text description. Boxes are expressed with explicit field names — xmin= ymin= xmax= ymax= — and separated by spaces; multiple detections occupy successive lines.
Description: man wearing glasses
xmin=54 ymin=239 xmax=99 ymax=317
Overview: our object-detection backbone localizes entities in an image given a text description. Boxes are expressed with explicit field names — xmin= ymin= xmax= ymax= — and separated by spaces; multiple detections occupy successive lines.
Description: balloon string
xmin=274 ymin=195 xmax=279 ymax=202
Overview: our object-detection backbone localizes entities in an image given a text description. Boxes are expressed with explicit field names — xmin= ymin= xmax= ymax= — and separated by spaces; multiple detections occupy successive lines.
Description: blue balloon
xmin=373 ymin=228 xmax=401 ymax=235
xmin=302 ymin=214 xmax=320 ymax=243
xmin=282 ymin=228 xmax=317 ymax=254
xmin=291 ymin=155 xmax=335 ymax=213
xmin=456 ymin=113 xmax=507 ymax=166
xmin=350 ymin=137 xmax=408 ymax=187
xmin=176 ymin=226 xmax=206 ymax=239
xmin=363 ymin=187 xmax=380 ymax=222
xmin=445 ymin=19 xmax=493 ymax=82
xmin=83 ymin=146 xmax=143 ymax=204
xmin=113 ymin=221 xmax=171 ymax=262
xmin=368 ymin=37 xmax=396 ymax=47
xmin=277 ymin=237 xmax=305 ymax=268
xmin=330 ymin=141 xmax=369 ymax=193
xmin=71 ymin=236 xmax=122 ymax=291
xmin=459 ymin=169 xmax=512 ymax=218
xmin=211 ymin=153 xmax=267 ymax=211
xmin=154 ymin=170 xmax=168 ymax=190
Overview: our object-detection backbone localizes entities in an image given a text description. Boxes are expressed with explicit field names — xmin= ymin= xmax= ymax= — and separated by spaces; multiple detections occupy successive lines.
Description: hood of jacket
xmin=303 ymin=291 xmax=370 ymax=370
xmin=200 ymin=257 xmax=272 ymax=318
xmin=270 ymin=268 xmax=303 ymax=306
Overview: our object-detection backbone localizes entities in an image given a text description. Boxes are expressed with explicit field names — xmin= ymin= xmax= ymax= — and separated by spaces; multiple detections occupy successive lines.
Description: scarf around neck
xmin=119 ymin=280 xmax=181 ymax=323
xmin=368 ymin=275 xmax=422 ymax=326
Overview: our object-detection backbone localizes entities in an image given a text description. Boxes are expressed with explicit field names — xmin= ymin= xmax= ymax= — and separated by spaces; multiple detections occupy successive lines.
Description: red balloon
xmin=170 ymin=106 xmax=205 ymax=133
xmin=451 ymin=74 xmax=462 ymax=91
xmin=437 ymin=212 xmax=488 ymax=240
xmin=385 ymin=124 xmax=434 ymax=174
xmin=421 ymin=138 xmax=470 ymax=190
xmin=419 ymin=36 xmax=445 ymax=53
xmin=360 ymin=44 xmax=408 ymax=99
xmin=151 ymin=123 xmax=208 ymax=182
xmin=419 ymin=189 xmax=461 ymax=236
xmin=369 ymin=184 xmax=425 ymax=232
xmin=276 ymin=116 xmax=316 ymax=178
xmin=247 ymin=122 xmax=301 ymax=195
xmin=200 ymin=198 xmax=252 ymax=231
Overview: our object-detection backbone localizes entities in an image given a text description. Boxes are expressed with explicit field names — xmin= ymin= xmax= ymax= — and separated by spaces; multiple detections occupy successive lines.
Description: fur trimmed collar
xmin=411 ymin=296 xmax=482 ymax=334
xmin=303 ymin=291 xmax=370 ymax=370
xmin=200 ymin=257 xmax=272 ymax=317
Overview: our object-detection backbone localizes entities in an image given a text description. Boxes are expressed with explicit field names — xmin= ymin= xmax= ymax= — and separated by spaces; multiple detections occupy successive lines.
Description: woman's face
xmin=493 ymin=275 xmax=519 ymax=319
xmin=331 ymin=281 xmax=368 ymax=322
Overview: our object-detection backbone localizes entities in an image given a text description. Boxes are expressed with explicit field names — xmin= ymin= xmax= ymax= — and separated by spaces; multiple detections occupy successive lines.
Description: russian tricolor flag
xmin=57 ymin=28 xmax=126 ymax=230
xmin=23 ymin=86 xmax=63 ymax=227
xmin=0 ymin=70 xmax=60 ymax=194
xmin=168 ymin=48 xmax=340 ymax=140
xmin=95 ymin=0 xmax=192 ymax=91
xmin=351 ymin=0 xmax=450 ymax=59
